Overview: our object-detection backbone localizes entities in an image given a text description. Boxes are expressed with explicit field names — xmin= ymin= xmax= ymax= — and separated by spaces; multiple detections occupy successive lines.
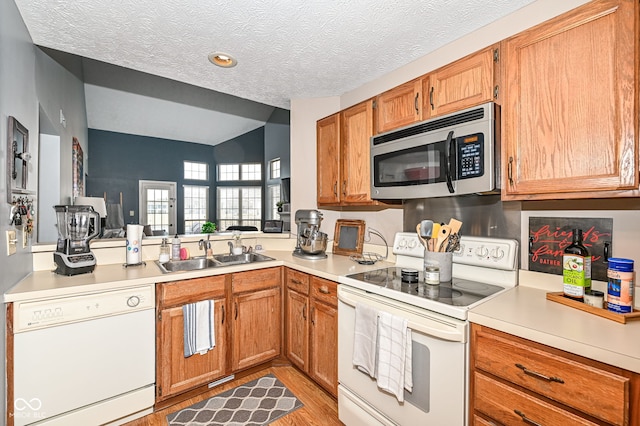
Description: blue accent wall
xmin=87 ymin=127 xmax=266 ymax=234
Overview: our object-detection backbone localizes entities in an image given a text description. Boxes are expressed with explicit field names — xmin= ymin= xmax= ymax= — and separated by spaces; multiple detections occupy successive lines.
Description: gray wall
xmin=1 ymin=1 xmax=88 ymax=419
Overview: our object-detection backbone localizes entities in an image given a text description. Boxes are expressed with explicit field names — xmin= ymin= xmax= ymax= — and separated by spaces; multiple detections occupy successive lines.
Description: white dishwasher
xmin=12 ymin=284 xmax=156 ymax=426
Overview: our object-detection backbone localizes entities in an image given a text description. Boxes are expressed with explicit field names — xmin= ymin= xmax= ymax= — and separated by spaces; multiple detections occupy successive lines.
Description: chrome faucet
xmin=198 ymin=239 xmax=211 ymax=254
xmin=228 ymin=241 xmax=234 ymax=255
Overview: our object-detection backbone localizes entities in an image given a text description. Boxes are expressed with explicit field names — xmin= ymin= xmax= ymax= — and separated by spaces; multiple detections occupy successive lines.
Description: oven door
xmin=338 ymin=285 xmax=468 ymax=426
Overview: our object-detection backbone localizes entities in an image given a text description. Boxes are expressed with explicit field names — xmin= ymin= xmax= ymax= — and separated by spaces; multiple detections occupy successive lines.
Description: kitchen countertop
xmin=7 ymin=252 xmax=640 ymax=375
xmin=4 ymin=250 xmax=393 ymax=303
xmin=469 ymin=270 xmax=640 ymax=374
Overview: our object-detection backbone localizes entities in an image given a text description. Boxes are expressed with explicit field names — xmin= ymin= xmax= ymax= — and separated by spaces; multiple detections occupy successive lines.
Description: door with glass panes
xmin=139 ymin=180 xmax=176 ymax=236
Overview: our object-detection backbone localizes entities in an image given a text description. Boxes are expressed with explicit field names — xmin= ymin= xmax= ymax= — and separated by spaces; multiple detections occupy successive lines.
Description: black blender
xmin=53 ymin=205 xmax=101 ymax=275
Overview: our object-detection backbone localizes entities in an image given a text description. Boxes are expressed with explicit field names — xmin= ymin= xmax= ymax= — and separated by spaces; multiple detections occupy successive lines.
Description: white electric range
xmin=337 ymin=232 xmax=519 ymax=426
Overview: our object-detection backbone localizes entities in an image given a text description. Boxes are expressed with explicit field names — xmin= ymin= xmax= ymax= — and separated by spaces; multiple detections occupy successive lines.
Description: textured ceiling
xmin=15 ymin=0 xmax=535 ymax=110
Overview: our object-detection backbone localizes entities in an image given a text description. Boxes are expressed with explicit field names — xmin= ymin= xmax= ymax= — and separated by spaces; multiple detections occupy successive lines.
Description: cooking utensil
xmin=416 ymin=224 xmax=429 ymax=249
xmin=435 ymin=225 xmax=451 ymax=252
xmin=430 ymin=223 xmax=441 ymax=251
xmin=448 ymin=218 xmax=462 ymax=235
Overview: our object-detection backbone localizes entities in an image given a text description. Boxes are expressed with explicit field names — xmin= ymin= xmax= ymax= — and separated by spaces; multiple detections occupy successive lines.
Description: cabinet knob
xmin=319 ymin=286 xmax=330 ymax=294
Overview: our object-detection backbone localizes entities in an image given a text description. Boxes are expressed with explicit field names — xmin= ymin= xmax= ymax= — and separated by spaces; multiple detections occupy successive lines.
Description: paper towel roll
xmin=126 ymin=224 xmax=144 ymax=265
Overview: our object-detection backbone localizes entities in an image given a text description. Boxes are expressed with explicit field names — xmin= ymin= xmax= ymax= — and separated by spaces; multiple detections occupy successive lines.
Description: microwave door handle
xmin=445 ymin=130 xmax=455 ymax=193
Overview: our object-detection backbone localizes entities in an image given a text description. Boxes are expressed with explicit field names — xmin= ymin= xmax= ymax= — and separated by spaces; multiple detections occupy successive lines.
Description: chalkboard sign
xmin=528 ymin=217 xmax=612 ymax=281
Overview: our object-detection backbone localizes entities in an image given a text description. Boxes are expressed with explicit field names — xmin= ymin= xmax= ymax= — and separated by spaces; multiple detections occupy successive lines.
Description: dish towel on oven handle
xmin=376 ymin=311 xmax=413 ymax=402
xmin=352 ymin=302 xmax=379 ymax=378
xmin=183 ymin=300 xmax=215 ymax=357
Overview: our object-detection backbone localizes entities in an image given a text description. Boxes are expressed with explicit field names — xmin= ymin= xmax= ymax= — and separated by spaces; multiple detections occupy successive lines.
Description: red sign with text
xmin=528 ymin=217 xmax=612 ymax=281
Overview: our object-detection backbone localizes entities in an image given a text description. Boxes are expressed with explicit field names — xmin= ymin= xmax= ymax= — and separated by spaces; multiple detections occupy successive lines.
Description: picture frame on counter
xmin=333 ymin=219 xmax=365 ymax=256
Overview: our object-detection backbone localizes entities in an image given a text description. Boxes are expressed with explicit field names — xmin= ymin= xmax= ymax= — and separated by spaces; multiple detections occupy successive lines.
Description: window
xmin=218 ymin=163 xmax=261 ymax=181
xmin=184 ymin=185 xmax=208 ymax=234
xmin=184 ymin=161 xmax=208 ymax=180
xmin=217 ymin=186 xmax=261 ymax=230
xmin=267 ymin=184 xmax=281 ymax=220
xmin=269 ymin=158 xmax=280 ymax=179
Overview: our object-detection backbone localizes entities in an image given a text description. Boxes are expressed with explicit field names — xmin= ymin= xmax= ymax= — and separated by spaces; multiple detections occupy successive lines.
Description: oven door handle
xmin=338 ymin=287 xmax=466 ymax=343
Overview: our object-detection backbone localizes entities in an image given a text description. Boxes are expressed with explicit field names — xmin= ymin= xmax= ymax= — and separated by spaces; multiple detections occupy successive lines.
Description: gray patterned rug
xmin=166 ymin=374 xmax=304 ymax=426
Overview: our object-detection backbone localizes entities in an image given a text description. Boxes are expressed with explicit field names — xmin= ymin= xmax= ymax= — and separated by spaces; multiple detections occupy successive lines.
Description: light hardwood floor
xmin=125 ymin=366 xmax=342 ymax=426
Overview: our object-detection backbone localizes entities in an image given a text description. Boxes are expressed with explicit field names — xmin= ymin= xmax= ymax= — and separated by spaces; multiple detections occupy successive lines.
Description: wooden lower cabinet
xmin=231 ymin=267 xmax=281 ymax=371
xmin=285 ymin=268 xmax=338 ymax=397
xmin=470 ymin=323 xmax=640 ymax=426
xmin=156 ymin=275 xmax=228 ymax=402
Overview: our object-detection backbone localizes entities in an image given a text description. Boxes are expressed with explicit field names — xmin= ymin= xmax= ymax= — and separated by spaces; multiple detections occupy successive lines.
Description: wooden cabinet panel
xmin=341 ymin=100 xmax=375 ymax=204
xmin=286 ymin=268 xmax=310 ymax=295
xmin=475 ymin=373 xmax=600 ymax=425
xmin=231 ymin=286 xmax=281 ymax=371
xmin=470 ymin=323 xmax=639 ymax=426
xmin=157 ymin=300 xmax=226 ymax=400
xmin=502 ymin=0 xmax=638 ymax=199
xmin=232 ymin=267 xmax=280 ymax=294
xmin=161 ymin=275 xmax=226 ymax=307
xmin=474 ymin=325 xmax=629 ymax=425
xmin=310 ymin=276 xmax=337 ymax=307
xmin=375 ymin=79 xmax=423 ymax=134
xmin=317 ymin=113 xmax=341 ymax=205
xmin=285 ymin=288 xmax=308 ymax=371
xmin=426 ymin=46 xmax=496 ymax=117
xmin=309 ymin=298 xmax=338 ymax=397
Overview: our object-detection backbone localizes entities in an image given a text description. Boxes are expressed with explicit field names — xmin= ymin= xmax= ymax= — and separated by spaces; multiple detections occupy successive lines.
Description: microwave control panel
xmin=457 ymin=133 xmax=484 ymax=179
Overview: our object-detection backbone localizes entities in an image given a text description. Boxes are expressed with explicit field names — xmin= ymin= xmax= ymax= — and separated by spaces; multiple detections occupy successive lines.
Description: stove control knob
xmin=407 ymin=239 xmax=417 ymax=249
xmin=127 ymin=295 xmax=141 ymax=308
xmin=491 ymin=247 xmax=505 ymax=260
xmin=476 ymin=246 xmax=489 ymax=259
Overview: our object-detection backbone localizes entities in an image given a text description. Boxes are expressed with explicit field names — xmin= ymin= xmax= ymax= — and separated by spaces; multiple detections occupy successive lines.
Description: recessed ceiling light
xmin=208 ymin=52 xmax=237 ymax=68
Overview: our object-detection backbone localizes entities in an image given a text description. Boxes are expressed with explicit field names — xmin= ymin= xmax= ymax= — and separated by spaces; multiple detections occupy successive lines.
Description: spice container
xmin=583 ymin=289 xmax=604 ymax=309
xmin=424 ymin=265 xmax=440 ymax=285
xmin=607 ymin=258 xmax=634 ymax=313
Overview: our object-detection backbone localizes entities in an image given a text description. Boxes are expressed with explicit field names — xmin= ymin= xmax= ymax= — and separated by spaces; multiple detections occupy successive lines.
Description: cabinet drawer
xmin=310 ymin=276 xmax=337 ymax=307
xmin=286 ymin=268 xmax=310 ymax=295
xmin=474 ymin=326 xmax=629 ymax=425
xmin=475 ymin=373 xmax=600 ymax=425
xmin=232 ymin=267 xmax=281 ymax=293
xmin=160 ymin=275 xmax=226 ymax=307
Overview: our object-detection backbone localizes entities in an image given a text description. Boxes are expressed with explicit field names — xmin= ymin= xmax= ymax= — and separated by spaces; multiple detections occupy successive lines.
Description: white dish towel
xmin=183 ymin=300 xmax=215 ymax=357
xmin=352 ymin=302 xmax=379 ymax=378
xmin=376 ymin=311 xmax=413 ymax=402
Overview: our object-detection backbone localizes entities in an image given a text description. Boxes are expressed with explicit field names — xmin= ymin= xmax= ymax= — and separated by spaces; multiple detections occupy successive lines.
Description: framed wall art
xmin=72 ymin=137 xmax=84 ymax=199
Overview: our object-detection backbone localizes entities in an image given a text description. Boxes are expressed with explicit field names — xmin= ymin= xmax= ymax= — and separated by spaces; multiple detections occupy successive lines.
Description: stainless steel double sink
xmin=156 ymin=252 xmax=275 ymax=273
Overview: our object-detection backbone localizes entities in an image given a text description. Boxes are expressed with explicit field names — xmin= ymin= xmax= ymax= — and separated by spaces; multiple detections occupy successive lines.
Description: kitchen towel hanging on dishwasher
xmin=183 ymin=300 xmax=215 ymax=357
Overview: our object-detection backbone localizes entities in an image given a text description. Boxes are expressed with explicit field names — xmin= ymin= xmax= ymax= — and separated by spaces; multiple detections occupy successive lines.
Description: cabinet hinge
xmin=158 ymin=311 xmax=162 ymax=321
xmin=372 ymin=100 xmax=377 ymax=109
xmin=157 ymin=386 xmax=162 ymax=396
xmin=493 ymin=48 xmax=499 ymax=63
xmin=493 ymin=85 xmax=499 ymax=99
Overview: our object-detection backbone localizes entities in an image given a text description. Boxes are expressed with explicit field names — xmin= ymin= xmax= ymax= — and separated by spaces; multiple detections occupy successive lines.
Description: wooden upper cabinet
xmin=375 ymin=79 xmax=423 ymax=134
xmin=317 ymin=99 xmax=379 ymax=207
xmin=317 ymin=113 xmax=341 ymax=205
xmin=425 ymin=45 xmax=498 ymax=117
xmin=502 ymin=0 xmax=638 ymax=200
xmin=341 ymin=100 xmax=375 ymax=205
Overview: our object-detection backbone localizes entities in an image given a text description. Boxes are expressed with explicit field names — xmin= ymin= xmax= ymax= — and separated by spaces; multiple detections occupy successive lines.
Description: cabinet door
xmin=157 ymin=299 xmax=226 ymax=400
xmin=341 ymin=100 xmax=376 ymax=205
xmin=375 ymin=79 xmax=423 ymax=134
xmin=309 ymin=299 xmax=338 ymax=397
xmin=426 ymin=46 xmax=496 ymax=117
xmin=502 ymin=0 xmax=638 ymax=200
xmin=285 ymin=289 xmax=308 ymax=371
xmin=231 ymin=287 xmax=281 ymax=371
xmin=317 ymin=113 xmax=341 ymax=205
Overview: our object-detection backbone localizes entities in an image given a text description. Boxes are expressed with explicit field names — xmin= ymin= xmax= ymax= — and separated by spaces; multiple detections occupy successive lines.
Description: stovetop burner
xmin=347 ymin=266 xmax=506 ymax=307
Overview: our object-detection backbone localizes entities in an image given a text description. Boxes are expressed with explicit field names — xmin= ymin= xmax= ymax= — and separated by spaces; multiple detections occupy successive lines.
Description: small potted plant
xmin=201 ymin=221 xmax=216 ymax=233
xmin=276 ymin=201 xmax=285 ymax=212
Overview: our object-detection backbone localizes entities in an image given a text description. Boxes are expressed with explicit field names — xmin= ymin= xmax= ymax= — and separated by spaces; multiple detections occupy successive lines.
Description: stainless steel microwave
xmin=370 ymin=102 xmax=500 ymax=199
